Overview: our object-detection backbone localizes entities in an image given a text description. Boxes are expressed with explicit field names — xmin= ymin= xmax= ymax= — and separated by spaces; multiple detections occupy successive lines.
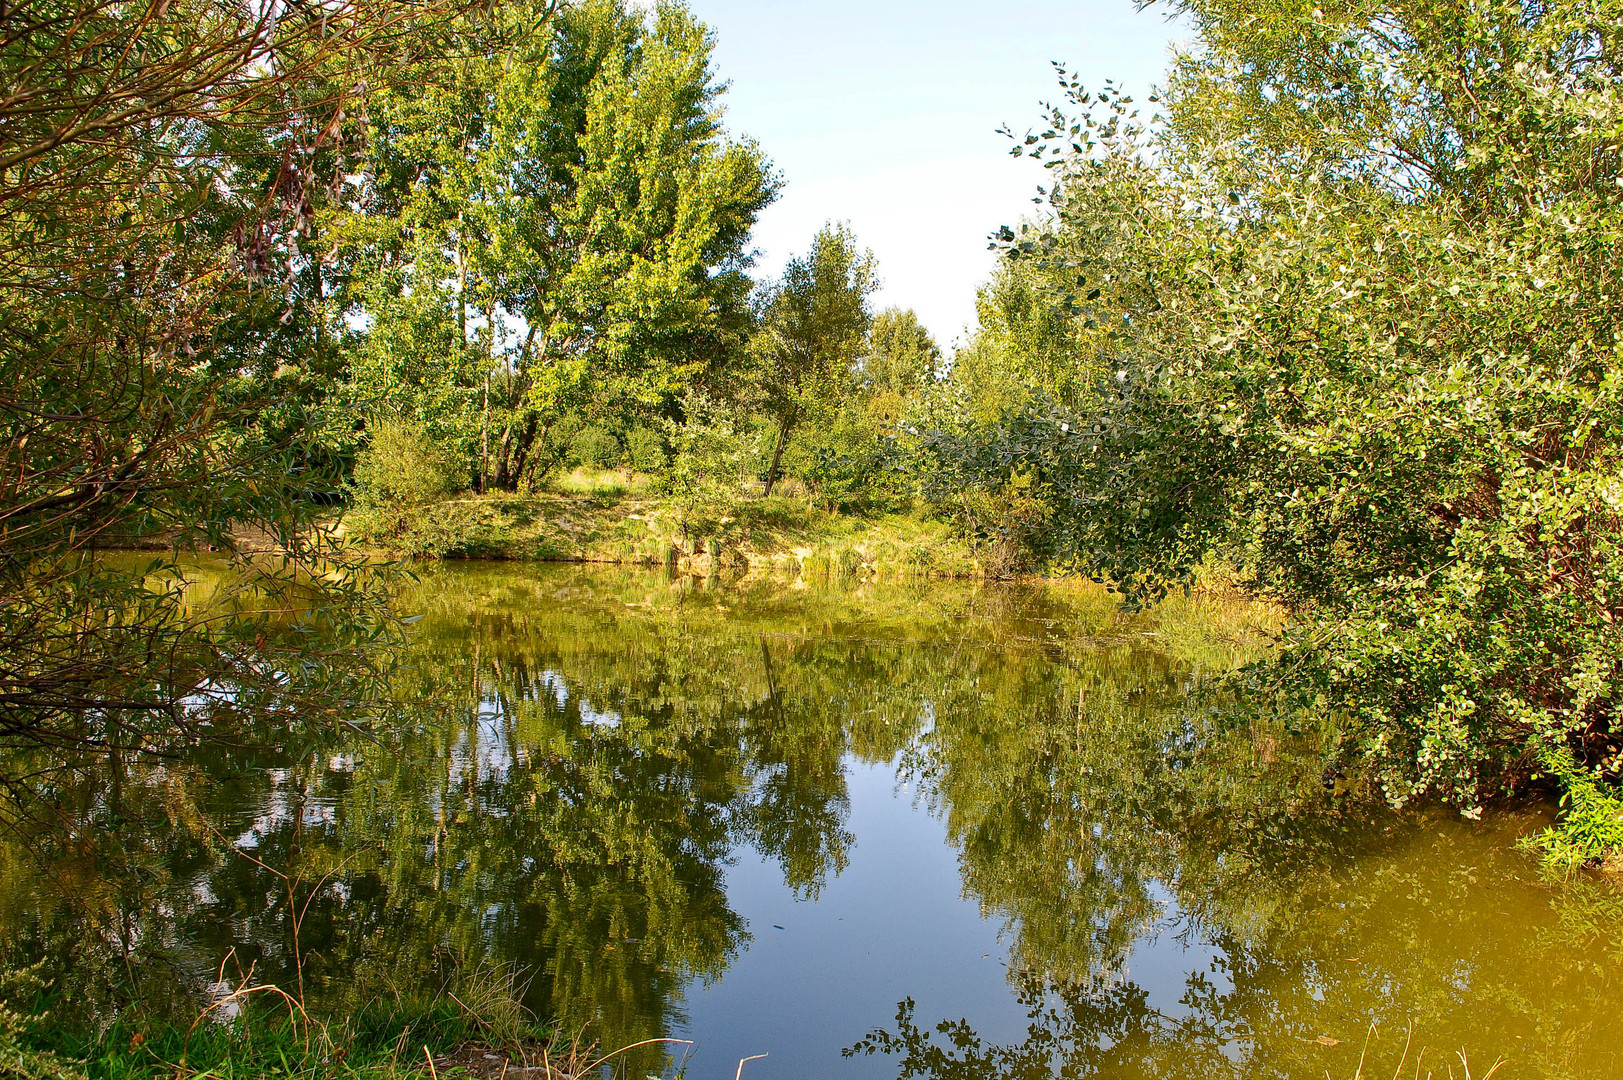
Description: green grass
xmin=90 ymin=1004 xmax=468 ymax=1079
xmin=1 ymin=957 xmax=614 ymax=1080
xmin=8 ymin=996 xmax=611 ymax=1080
xmin=545 ymin=468 xmax=651 ymax=499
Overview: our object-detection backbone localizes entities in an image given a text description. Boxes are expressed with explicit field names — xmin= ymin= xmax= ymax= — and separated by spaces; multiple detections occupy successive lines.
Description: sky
xmin=680 ymin=0 xmax=1192 ymax=350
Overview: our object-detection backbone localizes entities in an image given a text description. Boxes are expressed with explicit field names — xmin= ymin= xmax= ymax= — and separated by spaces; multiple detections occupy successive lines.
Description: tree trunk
xmin=478 ymin=376 xmax=489 ymax=493
xmin=493 ymin=423 xmax=514 ymax=491
xmin=518 ymin=422 xmax=558 ymax=491
xmin=506 ymin=411 xmax=540 ymax=491
xmin=455 ymin=214 xmax=467 ymax=347
xmin=311 ymin=255 xmax=329 ymax=375
xmin=763 ymin=416 xmax=793 ymax=497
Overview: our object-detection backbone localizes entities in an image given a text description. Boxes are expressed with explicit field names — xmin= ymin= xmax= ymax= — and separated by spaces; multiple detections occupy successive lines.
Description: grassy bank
xmin=3 ymin=991 xmax=659 ymax=1080
xmin=2 ymin=995 xmax=1520 ymax=1080
xmin=341 ymin=470 xmax=988 ymax=579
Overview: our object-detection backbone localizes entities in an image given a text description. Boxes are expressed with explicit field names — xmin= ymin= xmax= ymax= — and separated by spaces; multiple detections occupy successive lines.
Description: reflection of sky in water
xmin=447 ymin=705 xmax=515 ymax=789
xmin=676 ymin=758 xmax=1231 ymax=1080
xmin=442 ymin=670 xmax=625 ymax=793
xmin=235 ymin=768 xmax=338 ymax=848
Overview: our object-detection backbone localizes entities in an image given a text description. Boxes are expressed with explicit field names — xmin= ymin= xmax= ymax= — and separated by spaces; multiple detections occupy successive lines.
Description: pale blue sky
xmin=682 ymin=0 xmax=1191 ymax=347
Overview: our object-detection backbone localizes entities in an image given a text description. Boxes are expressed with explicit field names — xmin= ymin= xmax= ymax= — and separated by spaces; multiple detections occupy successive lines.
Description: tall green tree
xmin=948 ymin=262 xmax=1092 ymax=421
xmin=751 ymin=223 xmax=879 ymax=496
xmin=334 ymin=0 xmax=776 ymax=491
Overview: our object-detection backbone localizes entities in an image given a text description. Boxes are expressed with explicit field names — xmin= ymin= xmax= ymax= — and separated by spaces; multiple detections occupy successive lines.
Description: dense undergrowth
xmin=922 ymin=0 xmax=1623 ymax=871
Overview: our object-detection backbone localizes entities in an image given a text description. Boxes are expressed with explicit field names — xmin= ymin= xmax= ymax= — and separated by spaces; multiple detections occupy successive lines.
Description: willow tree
xmin=336 ymin=0 xmax=776 ymax=491
xmin=0 ymin=0 xmax=483 ymax=776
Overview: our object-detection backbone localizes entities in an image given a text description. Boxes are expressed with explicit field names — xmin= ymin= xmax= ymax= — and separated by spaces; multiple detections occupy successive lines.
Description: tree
xmin=963 ymin=0 xmax=1623 ymax=838
xmin=654 ymin=390 xmax=756 ymax=550
xmin=751 ymin=223 xmax=879 ymax=497
xmin=951 ymin=263 xmax=1092 ymax=419
xmin=0 ymin=0 xmax=478 ymax=772
xmin=334 ymin=0 xmax=777 ymax=491
xmin=864 ymin=308 xmax=940 ymax=401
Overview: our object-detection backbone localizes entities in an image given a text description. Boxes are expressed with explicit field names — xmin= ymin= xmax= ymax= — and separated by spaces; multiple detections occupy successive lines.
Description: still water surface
xmin=6 ymin=563 xmax=1620 ymax=1078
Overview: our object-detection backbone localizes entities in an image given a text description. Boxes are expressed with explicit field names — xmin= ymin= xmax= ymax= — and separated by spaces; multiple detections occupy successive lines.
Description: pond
xmin=3 ymin=562 xmax=1619 ymax=1079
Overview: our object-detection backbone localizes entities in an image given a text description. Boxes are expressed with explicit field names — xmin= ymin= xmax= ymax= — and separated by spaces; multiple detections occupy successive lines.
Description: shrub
xmin=625 ymin=426 xmax=665 ymax=473
xmin=1522 ymin=748 xmax=1623 ymax=875
xmin=569 ymin=424 xmax=621 ymax=471
xmin=655 ymin=393 xmax=753 ymax=534
xmin=351 ymin=418 xmax=465 ymax=509
xmin=346 ymin=419 xmax=471 ymax=555
xmin=944 ymin=1 xmax=1623 ymax=854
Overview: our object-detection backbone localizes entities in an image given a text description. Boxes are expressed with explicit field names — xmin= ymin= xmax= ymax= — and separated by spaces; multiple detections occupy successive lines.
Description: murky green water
xmin=3 ymin=563 xmax=1619 ymax=1078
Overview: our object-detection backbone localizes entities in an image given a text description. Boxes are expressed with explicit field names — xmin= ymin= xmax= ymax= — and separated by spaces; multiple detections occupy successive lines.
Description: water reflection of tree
xmin=908 ymin=634 xmax=1337 ymax=985
xmin=861 ymin=646 xmax=1623 ymax=1080
xmin=32 ymin=564 xmax=1588 ymax=1080
xmin=10 ymin=567 xmax=1163 ymax=1061
xmin=850 ymin=860 xmax=1621 ymax=1080
xmin=849 ymin=977 xmax=1225 ymax=1080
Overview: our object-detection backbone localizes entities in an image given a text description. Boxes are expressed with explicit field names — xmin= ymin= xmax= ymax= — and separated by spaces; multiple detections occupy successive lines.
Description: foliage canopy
xmin=751 ymin=223 xmax=879 ymax=496
xmin=0 ymin=0 xmax=492 ymax=768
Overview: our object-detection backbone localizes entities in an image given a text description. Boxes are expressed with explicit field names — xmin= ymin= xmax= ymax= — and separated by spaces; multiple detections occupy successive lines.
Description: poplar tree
xmin=336 ymin=0 xmax=776 ymax=491
xmin=864 ymin=308 xmax=941 ymax=401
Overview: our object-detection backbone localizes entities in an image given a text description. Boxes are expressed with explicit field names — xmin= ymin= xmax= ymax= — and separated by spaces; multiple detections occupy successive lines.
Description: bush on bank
xmin=930 ymin=0 xmax=1623 ymax=864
